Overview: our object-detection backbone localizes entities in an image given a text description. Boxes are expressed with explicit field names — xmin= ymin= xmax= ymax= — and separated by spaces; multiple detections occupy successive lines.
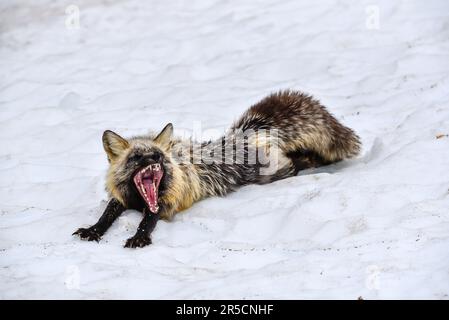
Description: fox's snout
xmin=130 ymin=151 xmax=165 ymax=168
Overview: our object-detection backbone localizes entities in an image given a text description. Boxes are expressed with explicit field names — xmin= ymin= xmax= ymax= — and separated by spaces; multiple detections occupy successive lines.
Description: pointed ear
xmin=154 ymin=123 xmax=173 ymax=145
xmin=102 ymin=130 xmax=129 ymax=162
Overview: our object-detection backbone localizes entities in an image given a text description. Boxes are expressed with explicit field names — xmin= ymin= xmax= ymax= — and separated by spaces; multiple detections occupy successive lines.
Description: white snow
xmin=1 ymin=0 xmax=449 ymax=299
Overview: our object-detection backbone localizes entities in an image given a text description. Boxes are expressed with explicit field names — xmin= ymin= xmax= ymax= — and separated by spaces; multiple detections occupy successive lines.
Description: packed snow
xmin=1 ymin=0 xmax=449 ymax=299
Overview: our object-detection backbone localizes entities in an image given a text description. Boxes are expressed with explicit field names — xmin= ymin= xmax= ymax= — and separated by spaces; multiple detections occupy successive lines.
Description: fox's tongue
xmin=142 ymin=177 xmax=158 ymax=213
xmin=133 ymin=164 xmax=163 ymax=214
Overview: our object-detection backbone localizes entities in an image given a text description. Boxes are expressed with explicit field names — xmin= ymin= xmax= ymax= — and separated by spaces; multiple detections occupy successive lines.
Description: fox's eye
xmin=128 ymin=153 xmax=142 ymax=163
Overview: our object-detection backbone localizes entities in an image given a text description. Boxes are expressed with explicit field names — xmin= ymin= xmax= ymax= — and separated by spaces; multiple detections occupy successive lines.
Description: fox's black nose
xmin=148 ymin=151 xmax=163 ymax=163
xmin=152 ymin=152 xmax=162 ymax=162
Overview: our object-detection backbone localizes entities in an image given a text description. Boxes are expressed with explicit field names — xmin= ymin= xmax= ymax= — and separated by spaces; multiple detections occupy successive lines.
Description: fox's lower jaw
xmin=133 ymin=163 xmax=163 ymax=214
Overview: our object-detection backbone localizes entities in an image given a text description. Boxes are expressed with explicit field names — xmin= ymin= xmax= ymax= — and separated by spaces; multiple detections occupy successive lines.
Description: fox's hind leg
xmin=286 ymin=149 xmax=331 ymax=175
xmin=73 ymin=198 xmax=125 ymax=242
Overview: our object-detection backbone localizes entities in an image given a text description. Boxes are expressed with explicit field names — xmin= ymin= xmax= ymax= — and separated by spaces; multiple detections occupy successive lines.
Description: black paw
xmin=73 ymin=227 xmax=102 ymax=242
xmin=124 ymin=235 xmax=152 ymax=248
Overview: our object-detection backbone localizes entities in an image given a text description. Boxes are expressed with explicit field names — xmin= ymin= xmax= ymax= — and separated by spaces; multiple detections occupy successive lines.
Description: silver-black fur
xmin=74 ymin=90 xmax=361 ymax=248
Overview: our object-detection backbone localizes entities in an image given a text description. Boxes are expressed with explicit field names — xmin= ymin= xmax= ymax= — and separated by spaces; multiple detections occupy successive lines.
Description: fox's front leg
xmin=124 ymin=207 xmax=166 ymax=248
xmin=73 ymin=198 xmax=125 ymax=242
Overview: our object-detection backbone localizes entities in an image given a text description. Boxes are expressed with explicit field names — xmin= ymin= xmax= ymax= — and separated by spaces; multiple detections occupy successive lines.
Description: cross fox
xmin=73 ymin=90 xmax=360 ymax=248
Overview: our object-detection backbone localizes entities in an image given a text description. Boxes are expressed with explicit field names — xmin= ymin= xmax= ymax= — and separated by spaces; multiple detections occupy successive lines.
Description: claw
xmin=73 ymin=227 xmax=102 ymax=242
xmin=124 ymin=235 xmax=152 ymax=248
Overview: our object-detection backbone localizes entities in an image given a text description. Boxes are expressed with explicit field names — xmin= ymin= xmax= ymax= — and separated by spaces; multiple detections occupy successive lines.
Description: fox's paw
xmin=124 ymin=235 xmax=152 ymax=248
xmin=73 ymin=227 xmax=102 ymax=242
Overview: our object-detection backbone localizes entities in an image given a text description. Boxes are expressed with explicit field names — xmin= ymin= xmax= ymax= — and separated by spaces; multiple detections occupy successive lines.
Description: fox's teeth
xmin=139 ymin=184 xmax=150 ymax=202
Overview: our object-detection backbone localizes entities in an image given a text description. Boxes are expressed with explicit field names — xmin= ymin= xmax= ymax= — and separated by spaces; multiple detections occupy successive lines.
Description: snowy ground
xmin=1 ymin=0 xmax=449 ymax=299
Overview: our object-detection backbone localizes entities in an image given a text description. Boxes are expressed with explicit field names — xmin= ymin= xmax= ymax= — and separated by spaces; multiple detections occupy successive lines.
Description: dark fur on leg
xmin=124 ymin=208 xmax=160 ymax=248
xmin=73 ymin=198 xmax=125 ymax=242
xmin=287 ymin=149 xmax=331 ymax=174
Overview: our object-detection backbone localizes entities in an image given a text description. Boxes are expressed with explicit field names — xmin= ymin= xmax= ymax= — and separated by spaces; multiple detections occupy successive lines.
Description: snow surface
xmin=1 ymin=0 xmax=449 ymax=299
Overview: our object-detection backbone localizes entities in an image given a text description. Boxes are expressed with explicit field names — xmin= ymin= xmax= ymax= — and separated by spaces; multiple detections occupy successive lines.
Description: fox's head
xmin=102 ymin=123 xmax=176 ymax=214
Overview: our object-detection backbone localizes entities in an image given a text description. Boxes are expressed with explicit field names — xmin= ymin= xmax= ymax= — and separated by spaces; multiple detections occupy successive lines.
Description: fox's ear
xmin=154 ymin=123 xmax=173 ymax=145
xmin=102 ymin=130 xmax=129 ymax=162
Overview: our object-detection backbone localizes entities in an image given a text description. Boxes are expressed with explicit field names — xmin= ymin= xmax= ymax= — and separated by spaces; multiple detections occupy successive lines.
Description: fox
xmin=73 ymin=90 xmax=361 ymax=248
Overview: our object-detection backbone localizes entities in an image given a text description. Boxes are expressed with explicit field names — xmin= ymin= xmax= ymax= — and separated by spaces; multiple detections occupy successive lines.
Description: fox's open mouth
xmin=133 ymin=163 xmax=163 ymax=214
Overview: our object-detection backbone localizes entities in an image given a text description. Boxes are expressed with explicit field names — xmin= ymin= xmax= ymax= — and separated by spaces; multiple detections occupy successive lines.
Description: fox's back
xmin=232 ymin=90 xmax=361 ymax=163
